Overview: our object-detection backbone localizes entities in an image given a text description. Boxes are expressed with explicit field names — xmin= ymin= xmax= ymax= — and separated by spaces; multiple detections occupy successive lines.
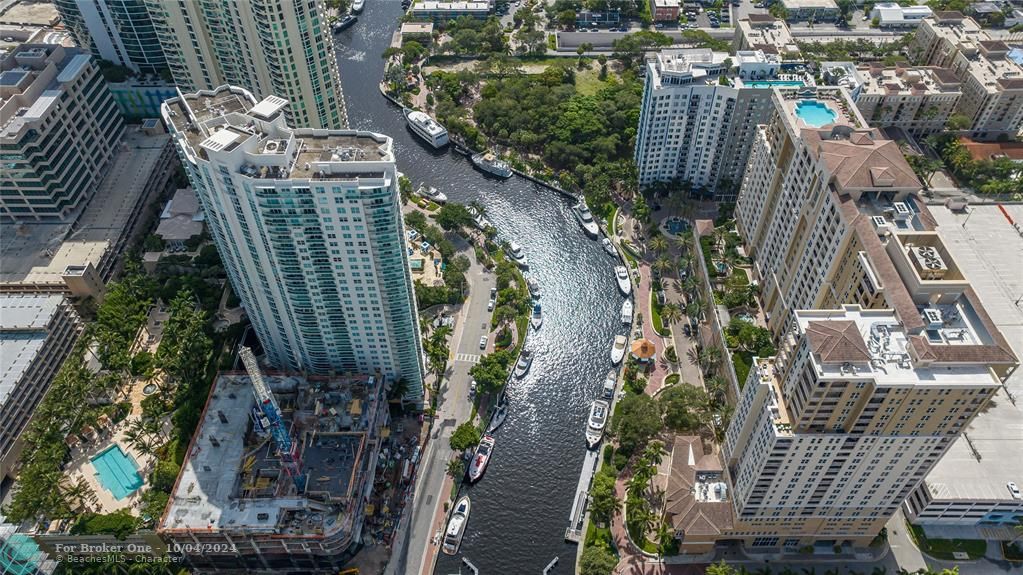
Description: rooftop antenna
xmin=240 ymin=346 xmax=306 ymax=492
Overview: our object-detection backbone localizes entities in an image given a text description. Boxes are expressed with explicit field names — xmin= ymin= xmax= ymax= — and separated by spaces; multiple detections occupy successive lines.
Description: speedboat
xmin=416 ymin=184 xmax=447 ymax=204
xmin=333 ymin=14 xmax=357 ymax=32
xmin=487 ymin=396 xmax=508 ymax=433
xmin=514 ymin=349 xmax=533 ymax=378
xmin=602 ymin=370 xmax=617 ymax=399
xmin=352 ymin=0 xmax=365 ymax=12
xmin=467 ymin=435 xmax=495 ymax=483
xmin=404 ymin=109 xmax=448 ymax=148
xmin=585 ymin=400 xmax=610 ymax=449
xmin=610 ymin=334 xmax=628 ymax=365
xmin=620 ymin=299 xmax=633 ymax=324
xmin=574 ymin=200 xmax=600 ymax=238
xmin=467 ymin=205 xmax=491 ymax=230
xmin=601 ymin=237 xmax=616 ymax=256
xmin=530 ymin=302 xmax=543 ymax=329
xmin=471 ymin=152 xmax=513 ymax=178
xmin=441 ymin=496 xmax=470 ymax=555
xmin=615 ymin=266 xmax=632 ymax=296
xmin=506 ymin=242 xmax=528 ymax=268
xmin=526 ymin=275 xmax=540 ymax=298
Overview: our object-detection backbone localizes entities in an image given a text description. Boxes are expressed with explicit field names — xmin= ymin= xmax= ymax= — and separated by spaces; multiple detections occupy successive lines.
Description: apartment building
xmin=145 ymin=0 xmax=347 ymax=130
xmin=912 ymin=12 xmax=1023 ymax=140
xmin=734 ymin=15 xmax=802 ymax=60
xmin=0 ymin=294 xmax=81 ymax=482
xmin=0 ymin=44 xmax=125 ymax=223
xmin=54 ymin=0 xmax=167 ymax=76
xmin=162 ymin=86 xmax=425 ymax=400
xmin=635 ymin=49 xmax=790 ymax=200
xmin=854 ymin=64 xmax=962 ymax=137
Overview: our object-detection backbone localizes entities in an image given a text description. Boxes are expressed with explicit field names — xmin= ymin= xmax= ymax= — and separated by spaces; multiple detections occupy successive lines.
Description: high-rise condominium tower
xmin=54 ymin=0 xmax=167 ymax=76
xmin=147 ymin=0 xmax=347 ymax=129
xmin=162 ymin=86 xmax=423 ymax=399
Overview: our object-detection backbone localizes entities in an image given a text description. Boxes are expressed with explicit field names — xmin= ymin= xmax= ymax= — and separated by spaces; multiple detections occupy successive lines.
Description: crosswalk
xmin=454 ymin=353 xmax=480 ymax=363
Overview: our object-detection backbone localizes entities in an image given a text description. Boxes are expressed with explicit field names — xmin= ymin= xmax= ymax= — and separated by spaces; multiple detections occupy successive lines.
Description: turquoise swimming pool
xmin=91 ymin=445 xmax=143 ymax=500
xmin=795 ymin=99 xmax=837 ymax=127
xmin=747 ymin=80 xmax=804 ymax=88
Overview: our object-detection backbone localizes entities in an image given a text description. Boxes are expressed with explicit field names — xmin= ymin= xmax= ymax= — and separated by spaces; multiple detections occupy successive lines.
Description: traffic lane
xmin=557 ymin=27 xmax=732 ymax=49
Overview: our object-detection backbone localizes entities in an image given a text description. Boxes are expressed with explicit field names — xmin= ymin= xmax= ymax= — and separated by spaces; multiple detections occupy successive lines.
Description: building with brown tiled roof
xmin=663 ymin=436 xmax=733 ymax=553
xmin=853 ymin=65 xmax=962 ymax=137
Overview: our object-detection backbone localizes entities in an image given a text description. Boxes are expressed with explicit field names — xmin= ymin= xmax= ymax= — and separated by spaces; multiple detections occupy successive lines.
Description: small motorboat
xmin=441 ymin=496 xmax=470 ymax=555
xmin=487 ymin=397 xmax=508 ymax=433
xmin=526 ymin=275 xmax=540 ymax=298
xmin=620 ymin=299 xmax=633 ymax=324
xmin=585 ymin=400 xmax=610 ymax=449
xmin=610 ymin=334 xmax=628 ymax=365
xmin=602 ymin=370 xmax=617 ymax=399
xmin=332 ymin=14 xmax=357 ymax=32
xmin=530 ymin=302 xmax=543 ymax=329
xmin=601 ymin=237 xmax=617 ymax=256
xmin=416 ymin=184 xmax=447 ymax=204
xmin=352 ymin=0 xmax=365 ymax=12
xmin=574 ymin=200 xmax=600 ymax=239
xmin=467 ymin=435 xmax=495 ymax=483
xmin=514 ymin=349 xmax=533 ymax=378
xmin=506 ymin=242 xmax=528 ymax=268
xmin=466 ymin=205 xmax=491 ymax=230
xmin=615 ymin=265 xmax=632 ymax=296
xmin=471 ymin=152 xmax=513 ymax=178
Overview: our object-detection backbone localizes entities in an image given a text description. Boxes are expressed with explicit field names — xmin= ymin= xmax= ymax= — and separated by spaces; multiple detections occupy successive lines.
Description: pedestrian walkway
xmin=453 ymin=353 xmax=480 ymax=363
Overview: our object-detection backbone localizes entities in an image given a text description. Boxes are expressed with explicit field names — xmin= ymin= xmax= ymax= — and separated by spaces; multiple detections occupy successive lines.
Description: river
xmin=335 ymin=7 xmax=622 ymax=573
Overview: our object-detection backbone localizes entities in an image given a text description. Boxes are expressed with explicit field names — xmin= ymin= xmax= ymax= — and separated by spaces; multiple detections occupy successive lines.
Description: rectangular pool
xmin=91 ymin=445 xmax=143 ymax=500
xmin=747 ymin=80 xmax=805 ymax=88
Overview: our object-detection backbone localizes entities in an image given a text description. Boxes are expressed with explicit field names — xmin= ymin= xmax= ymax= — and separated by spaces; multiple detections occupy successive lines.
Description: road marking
xmin=455 ymin=353 xmax=480 ymax=363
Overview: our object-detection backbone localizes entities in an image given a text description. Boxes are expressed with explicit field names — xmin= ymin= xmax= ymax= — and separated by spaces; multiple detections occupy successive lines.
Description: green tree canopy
xmin=611 ymin=393 xmax=661 ymax=454
xmin=450 ymin=421 xmax=481 ymax=451
xmin=579 ymin=544 xmax=618 ymax=575
xmin=659 ymin=384 xmax=711 ymax=433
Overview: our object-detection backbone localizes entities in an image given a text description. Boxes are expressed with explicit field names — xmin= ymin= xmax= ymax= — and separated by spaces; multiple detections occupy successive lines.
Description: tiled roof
xmin=664 ymin=436 xmax=733 ymax=537
xmin=811 ymin=134 xmax=921 ymax=191
xmin=805 ymin=320 xmax=871 ymax=363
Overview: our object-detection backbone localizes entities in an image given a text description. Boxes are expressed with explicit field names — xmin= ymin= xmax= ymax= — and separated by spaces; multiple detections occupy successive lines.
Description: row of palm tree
xmin=625 ymin=441 xmax=668 ymax=548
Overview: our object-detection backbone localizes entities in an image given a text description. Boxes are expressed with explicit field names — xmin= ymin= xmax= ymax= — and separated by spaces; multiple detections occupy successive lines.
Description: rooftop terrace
xmin=0 ymin=294 xmax=65 ymax=404
xmin=857 ymin=65 xmax=962 ymax=96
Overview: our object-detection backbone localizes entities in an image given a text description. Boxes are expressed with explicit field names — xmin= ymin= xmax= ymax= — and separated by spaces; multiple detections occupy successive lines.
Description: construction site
xmin=158 ymin=348 xmax=387 ymax=573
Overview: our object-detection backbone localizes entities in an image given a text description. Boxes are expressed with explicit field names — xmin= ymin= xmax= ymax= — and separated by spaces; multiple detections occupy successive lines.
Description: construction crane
xmin=240 ymin=346 xmax=306 ymax=492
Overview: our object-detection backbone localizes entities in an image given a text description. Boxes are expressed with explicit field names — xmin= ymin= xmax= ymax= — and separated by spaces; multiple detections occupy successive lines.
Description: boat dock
xmin=564 ymin=447 xmax=599 ymax=542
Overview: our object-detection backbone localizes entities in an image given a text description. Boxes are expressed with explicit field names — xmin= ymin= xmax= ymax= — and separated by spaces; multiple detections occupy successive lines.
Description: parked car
xmin=479 ymin=335 xmax=488 ymax=349
xmin=1009 ymin=482 xmax=1022 ymax=499
xmin=683 ymin=324 xmax=692 ymax=337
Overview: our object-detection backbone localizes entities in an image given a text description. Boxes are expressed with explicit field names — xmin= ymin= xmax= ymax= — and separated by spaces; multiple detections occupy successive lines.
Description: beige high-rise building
xmin=854 ymin=65 xmax=962 ymax=138
xmin=724 ymin=85 xmax=1017 ymax=550
xmin=145 ymin=0 xmax=347 ymax=129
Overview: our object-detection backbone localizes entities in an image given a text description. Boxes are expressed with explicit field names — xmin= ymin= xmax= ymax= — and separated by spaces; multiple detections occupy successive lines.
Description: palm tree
xmin=682 ymin=275 xmax=700 ymax=299
xmin=705 ymin=375 xmax=728 ymax=404
xmin=686 ymin=297 xmax=706 ymax=321
xmin=690 ymin=345 xmax=722 ymax=373
xmin=653 ymin=256 xmax=673 ymax=278
xmin=712 ymin=226 xmax=728 ymax=250
xmin=642 ymin=440 xmax=667 ymax=468
xmin=649 ymin=235 xmax=669 ymax=254
xmin=660 ymin=302 xmax=683 ymax=325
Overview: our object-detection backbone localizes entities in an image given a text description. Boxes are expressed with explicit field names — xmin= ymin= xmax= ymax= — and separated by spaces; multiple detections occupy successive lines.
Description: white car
xmin=1009 ymin=482 xmax=1021 ymax=499
xmin=488 ymin=299 xmax=495 ymax=311
xmin=479 ymin=335 xmax=488 ymax=349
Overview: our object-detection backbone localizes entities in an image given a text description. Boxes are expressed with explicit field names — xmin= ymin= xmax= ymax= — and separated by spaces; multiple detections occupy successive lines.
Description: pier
xmin=564 ymin=447 xmax=599 ymax=542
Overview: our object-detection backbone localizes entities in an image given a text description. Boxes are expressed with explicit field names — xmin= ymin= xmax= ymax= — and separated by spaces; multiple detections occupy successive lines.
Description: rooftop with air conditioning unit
xmin=909 ymin=245 xmax=948 ymax=279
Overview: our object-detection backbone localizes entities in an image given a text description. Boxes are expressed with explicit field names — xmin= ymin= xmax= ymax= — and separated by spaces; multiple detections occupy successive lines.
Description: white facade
xmin=162 ymin=86 xmax=424 ymax=400
xmin=869 ymin=3 xmax=933 ymax=28
xmin=145 ymin=0 xmax=347 ymax=130
xmin=54 ymin=0 xmax=167 ymax=75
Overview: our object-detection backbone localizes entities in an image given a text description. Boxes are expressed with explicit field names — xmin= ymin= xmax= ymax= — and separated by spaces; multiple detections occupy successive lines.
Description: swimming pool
xmin=747 ymin=80 xmax=804 ymax=88
xmin=91 ymin=445 xmax=143 ymax=500
xmin=795 ymin=99 xmax=838 ymax=127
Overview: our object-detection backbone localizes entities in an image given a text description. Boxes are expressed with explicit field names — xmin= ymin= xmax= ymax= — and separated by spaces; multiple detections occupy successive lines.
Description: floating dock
xmin=564 ymin=448 xmax=599 ymax=542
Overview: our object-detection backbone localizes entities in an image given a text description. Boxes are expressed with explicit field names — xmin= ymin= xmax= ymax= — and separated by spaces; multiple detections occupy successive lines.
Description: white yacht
xmin=602 ymin=370 xmax=617 ymax=399
xmin=526 ymin=275 xmax=540 ymax=298
xmin=416 ymin=184 xmax=447 ymax=204
xmin=487 ymin=394 xmax=508 ymax=433
xmin=615 ymin=266 xmax=632 ymax=296
xmin=585 ymin=400 xmax=610 ymax=449
xmin=467 ymin=435 xmax=495 ymax=483
xmin=471 ymin=152 xmax=513 ymax=178
xmin=601 ymin=237 xmax=616 ymax=256
xmin=610 ymin=334 xmax=628 ymax=365
xmin=506 ymin=242 xmax=528 ymax=268
xmin=530 ymin=302 xmax=543 ymax=330
xmin=352 ymin=0 xmax=365 ymax=13
xmin=514 ymin=349 xmax=533 ymax=378
xmin=573 ymin=201 xmax=600 ymax=238
xmin=620 ymin=299 xmax=633 ymax=324
xmin=441 ymin=496 xmax=470 ymax=555
xmin=405 ymin=109 xmax=448 ymax=148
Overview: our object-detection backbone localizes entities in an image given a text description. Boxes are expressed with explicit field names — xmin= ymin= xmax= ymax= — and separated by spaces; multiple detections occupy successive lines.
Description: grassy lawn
xmin=650 ymin=291 xmax=671 ymax=337
xmin=575 ymin=67 xmax=609 ymax=97
xmin=664 ymin=374 xmax=680 ymax=386
xmin=732 ymin=351 xmax=752 ymax=389
xmin=908 ymin=522 xmax=987 ymax=560
xmin=584 ymin=517 xmax=614 ymax=552
xmin=610 ymin=207 xmax=619 ymax=236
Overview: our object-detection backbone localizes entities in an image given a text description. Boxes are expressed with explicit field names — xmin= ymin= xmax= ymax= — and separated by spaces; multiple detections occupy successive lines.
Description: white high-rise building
xmin=162 ymin=86 xmax=423 ymax=400
xmin=54 ymin=0 xmax=167 ymax=76
xmin=146 ymin=0 xmax=347 ymax=130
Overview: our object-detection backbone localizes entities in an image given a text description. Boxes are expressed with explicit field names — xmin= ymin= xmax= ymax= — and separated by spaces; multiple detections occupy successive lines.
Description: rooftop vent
xmin=892 ymin=202 xmax=910 ymax=219
xmin=922 ymin=308 xmax=944 ymax=329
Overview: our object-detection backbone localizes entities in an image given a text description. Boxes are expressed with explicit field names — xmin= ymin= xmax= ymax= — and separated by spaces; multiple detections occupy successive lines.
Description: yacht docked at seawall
xmin=416 ymin=184 xmax=447 ymax=204
xmin=404 ymin=109 xmax=448 ymax=148
xmin=615 ymin=266 xmax=632 ymax=296
xmin=468 ymin=435 xmax=495 ymax=483
xmin=471 ymin=152 xmax=512 ymax=178
xmin=530 ymin=303 xmax=543 ymax=329
xmin=585 ymin=400 xmax=609 ymax=449
xmin=441 ymin=496 xmax=470 ymax=555
xmin=573 ymin=200 xmax=599 ymax=238
xmin=506 ymin=241 xmax=528 ymax=268
xmin=610 ymin=334 xmax=627 ymax=365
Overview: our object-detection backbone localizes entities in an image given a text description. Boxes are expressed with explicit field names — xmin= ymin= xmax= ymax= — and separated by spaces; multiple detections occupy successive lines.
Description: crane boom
xmin=239 ymin=346 xmax=305 ymax=492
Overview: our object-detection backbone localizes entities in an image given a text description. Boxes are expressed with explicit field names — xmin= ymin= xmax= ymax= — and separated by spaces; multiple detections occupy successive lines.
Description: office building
xmin=912 ymin=12 xmax=1023 ymax=140
xmin=162 ymin=86 xmax=425 ymax=399
xmin=0 ymin=294 xmax=81 ymax=481
xmin=145 ymin=0 xmax=347 ymax=129
xmin=779 ymin=0 xmax=839 ymax=21
xmin=854 ymin=65 xmax=962 ymax=137
xmin=869 ymin=3 xmax=933 ymax=28
xmin=53 ymin=0 xmax=167 ymax=76
xmin=0 ymin=44 xmax=125 ymax=223
xmin=635 ymin=49 xmax=807 ymax=200
xmin=651 ymin=0 xmax=681 ymax=23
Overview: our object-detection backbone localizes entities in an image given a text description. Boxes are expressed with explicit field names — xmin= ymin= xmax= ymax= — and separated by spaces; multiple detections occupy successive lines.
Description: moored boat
xmin=530 ymin=302 xmax=543 ymax=329
xmin=487 ymin=396 xmax=508 ymax=433
xmin=620 ymin=299 xmax=633 ymax=324
xmin=352 ymin=0 xmax=365 ymax=12
xmin=601 ymin=237 xmax=617 ymax=256
xmin=404 ymin=109 xmax=449 ymax=148
xmin=573 ymin=200 xmax=600 ymax=238
xmin=585 ymin=400 xmax=610 ymax=449
xmin=471 ymin=152 xmax=513 ymax=178
xmin=615 ymin=265 xmax=632 ymax=296
xmin=467 ymin=435 xmax=495 ymax=483
xmin=416 ymin=184 xmax=447 ymax=204
xmin=441 ymin=496 xmax=470 ymax=555
xmin=610 ymin=334 xmax=628 ymax=365
xmin=602 ymin=370 xmax=617 ymax=400
xmin=506 ymin=242 xmax=528 ymax=268
xmin=526 ymin=275 xmax=540 ymax=298
xmin=514 ymin=349 xmax=533 ymax=378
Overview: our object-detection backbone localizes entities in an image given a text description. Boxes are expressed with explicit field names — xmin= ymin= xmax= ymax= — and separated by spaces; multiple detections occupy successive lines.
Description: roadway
xmin=386 ymin=233 xmax=495 ymax=575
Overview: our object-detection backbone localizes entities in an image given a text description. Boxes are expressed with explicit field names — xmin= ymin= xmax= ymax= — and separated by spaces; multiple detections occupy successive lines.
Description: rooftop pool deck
xmin=90 ymin=444 xmax=144 ymax=500
xmin=794 ymin=99 xmax=839 ymax=128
